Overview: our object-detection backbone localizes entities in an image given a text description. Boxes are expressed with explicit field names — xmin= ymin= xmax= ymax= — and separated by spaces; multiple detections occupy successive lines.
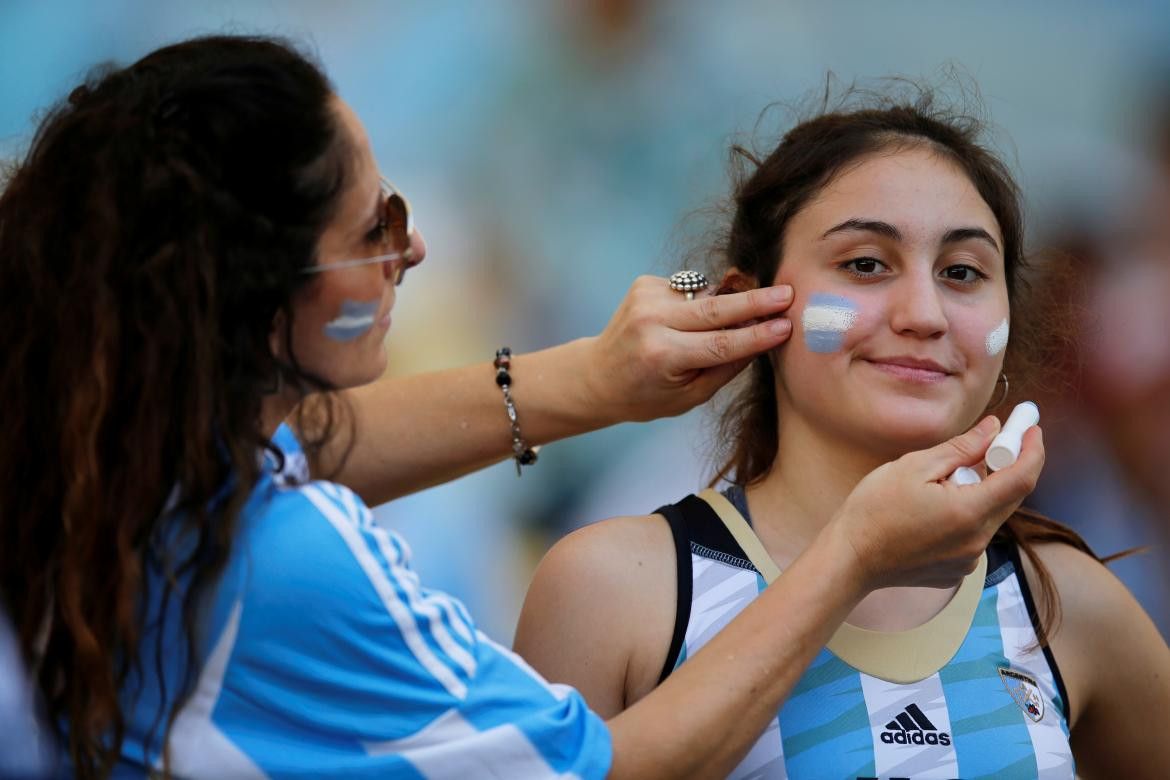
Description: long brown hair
xmin=0 ymin=36 xmax=350 ymax=777
xmin=708 ymin=84 xmax=1096 ymax=644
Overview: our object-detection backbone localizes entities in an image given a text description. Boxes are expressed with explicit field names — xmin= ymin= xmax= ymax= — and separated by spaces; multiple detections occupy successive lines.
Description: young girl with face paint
xmin=0 ymin=39 xmax=1055 ymax=779
xmin=516 ymin=94 xmax=1170 ymax=778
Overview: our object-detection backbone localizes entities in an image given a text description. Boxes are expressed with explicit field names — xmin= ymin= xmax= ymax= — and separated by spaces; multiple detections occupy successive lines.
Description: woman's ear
xmin=269 ymin=308 xmax=289 ymax=362
xmin=716 ymin=268 xmax=759 ymax=296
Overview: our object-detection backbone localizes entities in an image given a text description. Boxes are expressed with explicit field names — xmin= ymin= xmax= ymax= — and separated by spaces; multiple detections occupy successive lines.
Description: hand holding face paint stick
xmin=945 ymin=401 xmax=1040 ymax=484
xmin=826 ymin=413 xmax=1044 ymax=591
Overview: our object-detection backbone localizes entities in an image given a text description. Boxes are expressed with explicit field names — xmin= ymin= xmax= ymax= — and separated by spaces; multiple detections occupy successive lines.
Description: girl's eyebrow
xmin=820 ymin=219 xmax=1000 ymax=252
xmin=941 ymin=227 xmax=1000 ymax=252
xmin=820 ymin=218 xmax=901 ymax=241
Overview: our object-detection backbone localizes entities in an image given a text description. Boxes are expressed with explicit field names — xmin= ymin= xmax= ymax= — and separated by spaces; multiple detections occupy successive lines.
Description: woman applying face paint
xmin=0 ymin=36 xmax=1070 ymax=778
xmin=516 ymin=92 xmax=1170 ymax=778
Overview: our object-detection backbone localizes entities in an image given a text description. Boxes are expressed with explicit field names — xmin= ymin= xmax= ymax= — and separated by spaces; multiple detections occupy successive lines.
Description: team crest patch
xmin=999 ymin=667 xmax=1044 ymax=722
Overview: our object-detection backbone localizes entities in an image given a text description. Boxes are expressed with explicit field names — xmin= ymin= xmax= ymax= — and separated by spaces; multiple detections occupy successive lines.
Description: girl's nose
xmin=889 ymin=272 xmax=948 ymax=338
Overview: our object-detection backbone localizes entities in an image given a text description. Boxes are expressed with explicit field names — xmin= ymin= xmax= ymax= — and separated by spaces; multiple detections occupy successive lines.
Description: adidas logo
xmin=880 ymin=703 xmax=952 ymax=747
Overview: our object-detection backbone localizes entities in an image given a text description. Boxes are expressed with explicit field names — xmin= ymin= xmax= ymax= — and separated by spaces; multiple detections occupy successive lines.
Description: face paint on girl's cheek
xmin=801 ymin=293 xmax=859 ymax=353
xmin=986 ymin=317 xmax=1009 ymax=356
xmin=323 ymin=299 xmax=380 ymax=342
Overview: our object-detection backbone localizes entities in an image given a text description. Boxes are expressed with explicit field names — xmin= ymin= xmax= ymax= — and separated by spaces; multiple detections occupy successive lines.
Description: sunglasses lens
xmin=379 ymin=180 xmax=414 ymax=285
xmin=383 ymin=191 xmax=411 ymax=251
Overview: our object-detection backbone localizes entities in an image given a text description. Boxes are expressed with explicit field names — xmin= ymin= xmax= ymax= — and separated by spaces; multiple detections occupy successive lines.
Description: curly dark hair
xmin=0 ymin=35 xmax=351 ymax=777
xmin=706 ymin=83 xmax=1098 ymax=646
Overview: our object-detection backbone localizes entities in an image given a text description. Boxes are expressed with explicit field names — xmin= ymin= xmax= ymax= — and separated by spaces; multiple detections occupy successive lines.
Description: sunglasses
xmin=303 ymin=177 xmax=415 ymax=285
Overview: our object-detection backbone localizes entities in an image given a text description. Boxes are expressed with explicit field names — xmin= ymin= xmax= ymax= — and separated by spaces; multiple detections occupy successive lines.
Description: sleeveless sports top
xmin=656 ymin=488 xmax=1074 ymax=780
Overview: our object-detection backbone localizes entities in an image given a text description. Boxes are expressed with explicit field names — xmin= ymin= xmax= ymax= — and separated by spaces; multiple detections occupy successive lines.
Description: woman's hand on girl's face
xmin=582 ymin=275 xmax=794 ymax=424
xmin=825 ymin=415 xmax=1045 ymax=593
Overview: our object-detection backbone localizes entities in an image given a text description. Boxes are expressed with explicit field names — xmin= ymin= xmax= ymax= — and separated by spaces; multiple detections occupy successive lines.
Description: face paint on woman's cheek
xmin=985 ymin=317 xmax=1009 ymax=356
xmin=800 ymin=293 xmax=859 ymax=353
xmin=323 ymin=299 xmax=380 ymax=342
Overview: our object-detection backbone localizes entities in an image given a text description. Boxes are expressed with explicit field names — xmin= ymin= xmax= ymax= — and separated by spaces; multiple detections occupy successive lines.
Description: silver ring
xmin=668 ymin=270 xmax=709 ymax=301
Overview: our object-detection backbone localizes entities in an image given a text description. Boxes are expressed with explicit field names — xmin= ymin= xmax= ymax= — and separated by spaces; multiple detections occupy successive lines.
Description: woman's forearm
xmin=311 ymin=280 xmax=795 ymax=505
xmin=605 ymin=525 xmax=864 ymax=779
xmin=315 ymin=338 xmax=610 ymax=506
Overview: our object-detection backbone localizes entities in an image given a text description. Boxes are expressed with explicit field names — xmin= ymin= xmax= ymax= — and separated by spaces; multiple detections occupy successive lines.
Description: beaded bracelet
xmin=493 ymin=347 xmax=539 ymax=476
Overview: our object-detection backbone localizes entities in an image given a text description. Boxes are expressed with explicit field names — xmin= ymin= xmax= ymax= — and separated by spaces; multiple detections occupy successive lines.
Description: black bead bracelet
xmin=493 ymin=347 xmax=538 ymax=476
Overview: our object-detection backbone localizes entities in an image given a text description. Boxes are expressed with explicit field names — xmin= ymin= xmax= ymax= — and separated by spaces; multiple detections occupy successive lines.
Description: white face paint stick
xmin=985 ymin=401 xmax=1040 ymax=472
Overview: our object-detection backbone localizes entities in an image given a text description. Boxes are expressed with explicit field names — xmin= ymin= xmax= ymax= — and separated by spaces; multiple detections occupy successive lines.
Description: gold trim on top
xmin=697 ymin=488 xmax=987 ymax=684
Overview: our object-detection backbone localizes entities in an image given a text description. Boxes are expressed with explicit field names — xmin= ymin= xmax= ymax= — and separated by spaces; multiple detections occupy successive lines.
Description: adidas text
xmin=880 ymin=730 xmax=951 ymax=746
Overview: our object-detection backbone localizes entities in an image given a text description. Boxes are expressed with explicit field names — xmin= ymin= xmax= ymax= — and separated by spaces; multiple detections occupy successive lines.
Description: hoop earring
xmin=988 ymin=372 xmax=1009 ymax=410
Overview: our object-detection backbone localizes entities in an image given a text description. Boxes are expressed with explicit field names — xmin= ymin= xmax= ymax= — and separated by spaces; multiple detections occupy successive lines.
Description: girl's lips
xmin=864 ymin=359 xmax=950 ymax=383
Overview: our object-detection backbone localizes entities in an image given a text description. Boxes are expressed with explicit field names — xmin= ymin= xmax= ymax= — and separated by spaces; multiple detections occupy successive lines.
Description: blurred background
xmin=4 ymin=0 xmax=1170 ymax=643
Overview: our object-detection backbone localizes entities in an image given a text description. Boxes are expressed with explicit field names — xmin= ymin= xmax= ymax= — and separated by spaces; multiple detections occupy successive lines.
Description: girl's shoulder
xmin=545 ymin=512 xmax=675 ymax=567
xmin=1020 ymin=540 xmax=1138 ymax=630
xmin=515 ymin=511 xmax=680 ymax=717
xmin=524 ymin=511 xmax=680 ymax=621
xmin=1018 ymin=540 xmax=1170 ymax=738
xmin=520 ymin=512 xmax=677 ymax=631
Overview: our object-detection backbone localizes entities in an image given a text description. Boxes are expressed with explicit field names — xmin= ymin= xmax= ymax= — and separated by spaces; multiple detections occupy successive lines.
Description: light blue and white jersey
xmin=656 ymin=489 xmax=1075 ymax=780
xmin=108 ymin=425 xmax=611 ymax=779
xmin=0 ymin=608 xmax=54 ymax=778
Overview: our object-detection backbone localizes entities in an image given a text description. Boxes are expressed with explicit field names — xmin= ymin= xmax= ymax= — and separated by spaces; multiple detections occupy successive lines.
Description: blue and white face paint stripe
xmin=801 ymin=293 xmax=859 ymax=353
xmin=323 ymin=299 xmax=380 ymax=342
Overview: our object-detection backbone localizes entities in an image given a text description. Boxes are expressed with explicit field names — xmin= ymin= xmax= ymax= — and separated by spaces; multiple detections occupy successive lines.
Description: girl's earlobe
xmin=718 ymin=268 xmax=775 ymax=330
xmin=717 ymin=268 xmax=759 ymax=296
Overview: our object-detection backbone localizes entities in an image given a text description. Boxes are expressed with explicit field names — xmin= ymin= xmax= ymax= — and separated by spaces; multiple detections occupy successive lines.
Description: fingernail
xmin=768 ymin=317 xmax=791 ymax=334
xmin=975 ymin=417 xmax=997 ymax=435
xmin=769 ymin=285 xmax=793 ymax=302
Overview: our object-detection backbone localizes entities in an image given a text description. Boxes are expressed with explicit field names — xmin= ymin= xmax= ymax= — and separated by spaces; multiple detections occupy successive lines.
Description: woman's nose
xmin=387 ymin=229 xmax=426 ymax=284
xmin=406 ymin=229 xmax=427 ymax=270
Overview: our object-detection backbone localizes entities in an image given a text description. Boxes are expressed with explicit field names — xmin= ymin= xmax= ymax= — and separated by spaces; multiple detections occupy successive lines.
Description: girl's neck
xmin=745 ymin=412 xmax=892 ymax=567
xmin=744 ymin=411 xmax=965 ymax=633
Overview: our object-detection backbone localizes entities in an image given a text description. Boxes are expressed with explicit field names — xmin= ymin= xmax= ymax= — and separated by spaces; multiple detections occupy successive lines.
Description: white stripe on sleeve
xmin=363 ymin=707 xmax=577 ymax=780
xmin=303 ymin=484 xmax=469 ymax=700
xmin=162 ymin=600 xmax=269 ymax=779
